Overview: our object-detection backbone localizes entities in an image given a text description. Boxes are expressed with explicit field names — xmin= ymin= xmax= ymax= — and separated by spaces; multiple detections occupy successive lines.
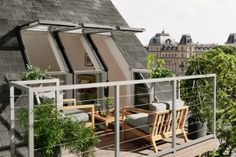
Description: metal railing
xmin=9 ymin=74 xmax=216 ymax=157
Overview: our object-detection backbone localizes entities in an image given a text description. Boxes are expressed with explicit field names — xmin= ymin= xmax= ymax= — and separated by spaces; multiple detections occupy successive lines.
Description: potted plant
xmin=19 ymin=99 xmax=98 ymax=157
xmin=20 ymin=64 xmax=53 ymax=104
xmin=21 ymin=64 xmax=50 ymax=81
xmin=103 ymin=97 xmax=113 ymax=117
xmin=97 ymin=97 xmax=113 ymax=117
xmin=181 ymin=78 xmax=211 ymax=139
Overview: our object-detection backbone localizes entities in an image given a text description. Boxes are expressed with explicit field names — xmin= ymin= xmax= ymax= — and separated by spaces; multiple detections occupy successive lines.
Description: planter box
xmin=188 ymin=122 xmax=207 ymax=140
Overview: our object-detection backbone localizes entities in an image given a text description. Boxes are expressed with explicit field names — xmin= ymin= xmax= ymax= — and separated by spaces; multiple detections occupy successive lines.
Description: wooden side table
xmin=94 ymin=113 xmax=122 ymax=135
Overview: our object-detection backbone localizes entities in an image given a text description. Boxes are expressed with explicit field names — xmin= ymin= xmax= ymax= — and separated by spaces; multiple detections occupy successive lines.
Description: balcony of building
xmin=9 ymin=74 xmax=219 ymax=157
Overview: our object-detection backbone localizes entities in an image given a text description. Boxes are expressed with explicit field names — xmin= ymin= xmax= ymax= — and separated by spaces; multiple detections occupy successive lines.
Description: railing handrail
xmin=10 ymin=73 xmax=217 ymax=157
xmin=11 ymin=74 xmax=216 ymax=92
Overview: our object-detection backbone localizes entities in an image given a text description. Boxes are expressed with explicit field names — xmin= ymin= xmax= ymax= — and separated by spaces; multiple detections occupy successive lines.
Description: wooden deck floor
xmin=62 ymin=131 xmax=219 ymax=157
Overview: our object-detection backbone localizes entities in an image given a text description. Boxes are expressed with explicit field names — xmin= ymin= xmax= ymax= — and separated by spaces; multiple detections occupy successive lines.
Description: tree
xmin=185 ymin=45 xmax=236 ymax=156
xmin=147 ymin=53 xmax=173 ymax=78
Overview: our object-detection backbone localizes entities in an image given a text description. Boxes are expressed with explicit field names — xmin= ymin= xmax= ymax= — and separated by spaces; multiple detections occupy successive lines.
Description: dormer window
xmin=152 ymin=39 xmax=157 ymax=44
xmin=21 ymin=30 xmax=68 ymax=72
xmin=165 ymin=39 xmax=172 ymax=44
xmin=187 ymin=39 xmax=192 ymax=43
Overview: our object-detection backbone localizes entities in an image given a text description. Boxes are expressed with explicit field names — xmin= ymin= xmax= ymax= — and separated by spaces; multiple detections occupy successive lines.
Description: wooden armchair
xmin=36 ymin=92 xmax=95 ymax=128
xmin=61 ymin=99 xmax=95 ymax=128
xmin=121 ymin=106 xmax=189 ymax=152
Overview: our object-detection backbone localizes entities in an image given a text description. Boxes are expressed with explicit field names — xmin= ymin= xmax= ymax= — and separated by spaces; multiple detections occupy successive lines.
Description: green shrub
xmin=21 ymin=64 xmax=50 ymax=80
xmin=147 ymin=53 xmax=173 ymax=78
xmin=19 ymin=102 xmax=98 ymax=157
xmin=63 ymin=118 xmax=98 ymax=157
xmin=183 ymin=45 xmax=236 ymax=156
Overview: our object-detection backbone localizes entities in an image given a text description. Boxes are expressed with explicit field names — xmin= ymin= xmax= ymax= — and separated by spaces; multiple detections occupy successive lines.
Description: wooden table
xmin=94 ymin=113 xmax=122 ymax=135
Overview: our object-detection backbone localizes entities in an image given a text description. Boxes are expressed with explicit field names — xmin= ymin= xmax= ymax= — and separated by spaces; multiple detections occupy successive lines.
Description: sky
xmin=111 ymin=0 xmax=236 ymax=46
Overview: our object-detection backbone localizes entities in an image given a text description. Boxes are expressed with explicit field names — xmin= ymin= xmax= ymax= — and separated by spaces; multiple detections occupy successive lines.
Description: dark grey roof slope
xmin=0 ymin=0 xmax=147 ymax=69
xmin=0 ymin=0 xmax=147 ymax=154
xmin=113 ymin=32 xmax=147 ymax=69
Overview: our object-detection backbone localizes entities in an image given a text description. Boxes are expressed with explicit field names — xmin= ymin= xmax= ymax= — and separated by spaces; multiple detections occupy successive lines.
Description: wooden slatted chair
xmin=122 ymin=105 xmax=189 ymax=152
xmin=61 ymin=98 xmax=95 ymax=128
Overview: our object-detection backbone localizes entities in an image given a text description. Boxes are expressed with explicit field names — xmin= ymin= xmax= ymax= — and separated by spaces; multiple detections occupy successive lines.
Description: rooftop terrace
xmin=9 ymin=74 xmax=219 ymax=157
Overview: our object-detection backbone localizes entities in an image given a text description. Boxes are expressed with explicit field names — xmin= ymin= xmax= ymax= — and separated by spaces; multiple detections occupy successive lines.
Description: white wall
xmin=91 ymin=34 xmax=131 ymax=105
xmin=59 ymin=33 xmax=99 ymax=71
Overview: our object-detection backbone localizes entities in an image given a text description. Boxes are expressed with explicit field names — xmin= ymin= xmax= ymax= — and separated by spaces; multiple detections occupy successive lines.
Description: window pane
xmin=59 ymin=33 xmax=95 ymax=71
xmin=76 ymin=74 xmax=97 ymax=104
xmin=21 ymin=31 xmax=63 ymax=72
xmin=91 ymin=34 xmax=129 ymax=81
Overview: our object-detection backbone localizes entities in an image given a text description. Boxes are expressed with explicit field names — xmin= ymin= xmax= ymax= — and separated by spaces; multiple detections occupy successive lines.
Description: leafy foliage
xmin=63 ymin=118 xmax=98 ymax=157
xmin=147 ymin=53 xmax=173 ymax=78
xmin=181 ymin=78 xmax=212 ymax=123
xmin=19 ymin=101 xmax=98 ymax=157
xmin=105 ymin=97 xmax=113 ymax=107
xmin=19 ymin=104 xmax=64 ymax=157
xmin=183 ymin=45 xmax=236 ymax=156
xmin=99 ymin=97 xmax=114 ymax=117
xmin=21 ymin=64 xmax=50 ymax=80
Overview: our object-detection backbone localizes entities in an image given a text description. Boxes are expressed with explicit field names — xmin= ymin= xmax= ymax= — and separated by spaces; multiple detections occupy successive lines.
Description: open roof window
xmin=20 ymin=20 xmax=145 ymax=73
xmin=21 ymin=30 xmax=68 ymax=72
xmin=58 ymin=32 xmax=103 ymax=72
xmin=90 ymin=33 xmax=131 ymax=81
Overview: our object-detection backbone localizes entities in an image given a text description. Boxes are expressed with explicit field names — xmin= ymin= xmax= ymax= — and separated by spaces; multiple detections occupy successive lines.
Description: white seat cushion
xmin=126 ymin=113 xmax=150 ymax=133
xmin=165 ymin=99 xmax=184 ymax=109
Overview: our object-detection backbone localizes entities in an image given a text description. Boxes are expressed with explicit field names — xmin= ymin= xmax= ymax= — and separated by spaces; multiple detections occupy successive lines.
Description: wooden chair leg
xmin=151 ymin=138 xmax=158 ymax=153
xmin=122 ymin=123 xmax=126 ymax=141
xmin=161 ymin=132 xmax=167 ymax=138
xmin=182 ymin=128 xmax=188 ymax=143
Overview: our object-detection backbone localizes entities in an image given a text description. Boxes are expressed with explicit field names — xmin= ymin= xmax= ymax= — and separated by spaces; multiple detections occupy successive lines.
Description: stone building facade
xmin=148 ymin=31 xmax=216 ymax=75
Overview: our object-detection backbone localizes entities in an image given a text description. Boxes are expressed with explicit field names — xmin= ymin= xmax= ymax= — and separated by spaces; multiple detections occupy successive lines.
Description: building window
xmin=90 ymin=33 xmax=130 ymax=82
xmin=165 ymin=39 xmax=172 ymax=44
xmin=59 ymin=33 xmax=96 ymax=71
xmin=152 ymin=39 xmax=157 ymax=44
xmin=85 ymin=54 xmax=93 ymax=66
xmin=21 ymin=31 xmax=67 ymax=72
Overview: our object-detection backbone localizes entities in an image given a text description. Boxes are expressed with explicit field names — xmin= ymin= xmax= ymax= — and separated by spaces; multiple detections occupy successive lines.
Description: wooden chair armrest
xmin=63 ymin=98 xmax=76 ymax=106
xmin=121 ymin=106 xmax=150 ymax=114
xmin=62 ymin=104 xmax=94 ymax=111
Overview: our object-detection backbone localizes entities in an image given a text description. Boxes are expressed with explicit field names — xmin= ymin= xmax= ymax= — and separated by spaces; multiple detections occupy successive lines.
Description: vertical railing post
xmin=55 ymin=79 xmax=60 ymax=111
xmin=115 ymin=85 xmax=120 ymax=157
xmin=28 ymin=89 xmax=34 ymax=157
xmin=172 ymin=79 xmax=177 ymax=153
xmin=149 ymin=83 xmax=154 ymax=103
xmin=213 ymin=75 xmax=217 ymax=137
xmin=10 ymin=85 xmax=15 ymax=157
xmin=177 ymin=79 xmax=181 ymax=99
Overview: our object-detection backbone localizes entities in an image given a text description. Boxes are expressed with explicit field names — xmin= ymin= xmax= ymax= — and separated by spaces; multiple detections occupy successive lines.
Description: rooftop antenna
xmin=162 ymin=28 xmax=165 ymax=34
